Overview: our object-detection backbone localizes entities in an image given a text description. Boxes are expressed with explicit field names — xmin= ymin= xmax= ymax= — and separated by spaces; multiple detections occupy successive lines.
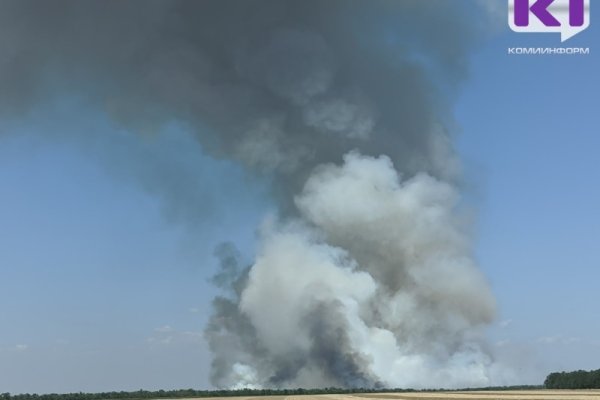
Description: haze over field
xmin=1 ymin=0 xmax=599 ymax=394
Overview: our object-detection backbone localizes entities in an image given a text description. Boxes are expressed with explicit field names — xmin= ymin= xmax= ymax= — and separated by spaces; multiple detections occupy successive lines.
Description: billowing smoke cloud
xmin=208 ymin=153 xmax=496 ymax=388
xmin=1 ymin=0 xmax=504 ymax=390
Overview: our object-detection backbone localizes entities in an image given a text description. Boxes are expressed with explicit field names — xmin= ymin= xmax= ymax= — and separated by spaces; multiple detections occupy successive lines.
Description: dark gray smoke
xmin=0 ymin=0 xmax=508 ymax=389
xmin=1 ymin=0 xmax=470 ymax=189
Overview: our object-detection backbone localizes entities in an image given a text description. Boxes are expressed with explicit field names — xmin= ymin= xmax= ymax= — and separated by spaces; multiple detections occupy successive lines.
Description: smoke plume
xmin=0 ymin=0 xmax=503 ymax=389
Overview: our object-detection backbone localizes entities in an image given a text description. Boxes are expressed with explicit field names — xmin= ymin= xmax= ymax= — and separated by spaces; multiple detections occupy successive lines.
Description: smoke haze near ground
xmin=0 ymin=0 xmax=508 ymax=390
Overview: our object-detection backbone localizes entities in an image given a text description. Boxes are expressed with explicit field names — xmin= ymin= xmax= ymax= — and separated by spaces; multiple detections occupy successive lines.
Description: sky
xmin=1 ymin=1 xmax=599 ymax=395
xmin=455 ymin=8 xmax=600 ymax=377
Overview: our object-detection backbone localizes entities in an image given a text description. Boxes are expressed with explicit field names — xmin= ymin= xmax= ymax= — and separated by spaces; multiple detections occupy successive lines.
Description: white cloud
xmin=147 ymin=327 xmax=204 ymax=346
xmin=499 ymin=319 xmax=513 ymax=328
xmin=537 ymin=335 xmax=560 ymax=344
xmin=154 ymin=325 xmax=173 ymax=333
xmin=182 ymin=331 xmax=203 ymax=339
xmin=537 ymin=335 xmax=583 ymax=345
xmin=564 ymin=337 xmax=582 ymax=345
xmin=15 ymin=344 xmax=29 ymax=351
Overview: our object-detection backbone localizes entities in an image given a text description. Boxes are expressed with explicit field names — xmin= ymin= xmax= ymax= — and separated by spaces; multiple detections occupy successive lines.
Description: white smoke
xmin=211 ymin=152 xmax=498 ymax=389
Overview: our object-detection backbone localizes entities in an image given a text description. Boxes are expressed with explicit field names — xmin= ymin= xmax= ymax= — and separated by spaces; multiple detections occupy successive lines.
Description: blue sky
xmin=1 ymin=4 xmax=599 ymax=395
xmin=456 ymin=15 xmax=600 ymax=376
xmin=0 ymin=111 xmax=270 ymax=393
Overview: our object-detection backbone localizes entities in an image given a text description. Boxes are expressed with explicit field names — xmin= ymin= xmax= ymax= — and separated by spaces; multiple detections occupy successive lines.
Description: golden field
xmin=181 ymin=391 xmax=600 ymax=400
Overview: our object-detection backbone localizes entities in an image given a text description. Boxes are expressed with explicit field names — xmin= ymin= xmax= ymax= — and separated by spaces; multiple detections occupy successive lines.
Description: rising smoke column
xmin=208 ymin=153 xmax=496 ymax=389
xmin=0 ymin=0 xmax=500 ymax=390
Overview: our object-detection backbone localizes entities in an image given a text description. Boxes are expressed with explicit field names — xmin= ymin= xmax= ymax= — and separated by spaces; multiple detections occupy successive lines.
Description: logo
xmin=509 ymin=0 xmax=590 ymax=42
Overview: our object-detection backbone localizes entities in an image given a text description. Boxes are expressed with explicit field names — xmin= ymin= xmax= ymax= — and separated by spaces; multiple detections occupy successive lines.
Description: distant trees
xmin=0 ymin=385 xmax=546 ymax=400
xmin=545 ymin=368 xmax=600 ymax=389
xmin=0 ymin=388 xmax=403 ymax=400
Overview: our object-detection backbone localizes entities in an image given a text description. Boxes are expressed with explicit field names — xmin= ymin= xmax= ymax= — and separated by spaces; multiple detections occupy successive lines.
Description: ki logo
xmin=509 ymin=0 xmax=590 ymax=42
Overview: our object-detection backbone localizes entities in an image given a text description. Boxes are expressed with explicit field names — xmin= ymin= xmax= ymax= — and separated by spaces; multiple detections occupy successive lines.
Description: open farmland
xmin=357 ymin=391 xmax=600 ymax=400
xmin=181 ymin=392 xmax=600 ymax=400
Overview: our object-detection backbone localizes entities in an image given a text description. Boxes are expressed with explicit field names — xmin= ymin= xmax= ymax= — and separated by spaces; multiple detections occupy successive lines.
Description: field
xmin=182 ymin=392 xmax=600 ymax=400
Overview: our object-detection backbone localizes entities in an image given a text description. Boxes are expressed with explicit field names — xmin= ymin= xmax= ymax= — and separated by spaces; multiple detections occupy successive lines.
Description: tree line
xmin=0 ymin=387 xmax=406 ymax=400
xmin=544 ymin=368 xmax=600 ymax=389
xmin=0 ymin=385 xmax=547 ymax=400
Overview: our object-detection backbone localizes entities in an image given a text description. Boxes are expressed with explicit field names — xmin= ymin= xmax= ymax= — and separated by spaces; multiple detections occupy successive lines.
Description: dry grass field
xmin=178 ymin=391 xmax=600 ymax=400
xmin=353 ymin=391 xmax=600 ymax=400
